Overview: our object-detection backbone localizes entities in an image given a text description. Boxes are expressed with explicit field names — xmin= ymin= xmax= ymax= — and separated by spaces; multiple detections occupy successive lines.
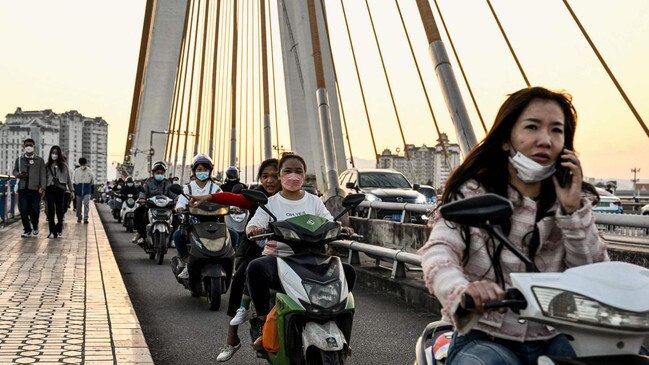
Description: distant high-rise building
xmin=0 ymin=108 xmax=108 ymax=183
xmin=377 ymin=133 xmax=461 ymax=189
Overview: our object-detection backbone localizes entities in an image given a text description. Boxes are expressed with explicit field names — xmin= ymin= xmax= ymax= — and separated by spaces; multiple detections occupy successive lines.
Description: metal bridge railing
xmin=0 ymin=175 xmax=18 ymax=228
xmin=336 ymin=201 xmax=649 ymax=279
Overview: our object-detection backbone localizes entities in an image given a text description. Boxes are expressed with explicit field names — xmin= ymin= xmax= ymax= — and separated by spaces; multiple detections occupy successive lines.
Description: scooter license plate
xmin=392 ymin=213 xmax=402 ymax=221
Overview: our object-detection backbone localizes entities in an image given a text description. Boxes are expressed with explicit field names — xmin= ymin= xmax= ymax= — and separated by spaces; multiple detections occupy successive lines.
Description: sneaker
xmin=84 ymin=220 xmax=88 ymax=224
xmin=177 ymin=267 xmax=189 ymax=279
xmin=136 ymin=238 xmax=145 ymax=245
xmin=77 ymin=218 xmax=82 ymax=223
xmin=131 ymin=233 xmax=141 ymax=243
xmin=21 ymin=231 xmax=32 ymax=238
xmin=216 ymin=342 xmax=241 ymax=362
xmin=230 ymin=307 xmax=251 ymax=326
xmin=31 ymin=230 xmax=39 ymax=237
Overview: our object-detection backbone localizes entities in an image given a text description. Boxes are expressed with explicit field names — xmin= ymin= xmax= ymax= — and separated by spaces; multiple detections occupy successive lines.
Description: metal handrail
xmin=335 ymin=204 xmax=649 ymax=280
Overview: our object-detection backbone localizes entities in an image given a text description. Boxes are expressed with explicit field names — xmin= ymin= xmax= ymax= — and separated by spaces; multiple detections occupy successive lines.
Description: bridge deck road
xmin=97 ymin=203 xmax=436 ymax=365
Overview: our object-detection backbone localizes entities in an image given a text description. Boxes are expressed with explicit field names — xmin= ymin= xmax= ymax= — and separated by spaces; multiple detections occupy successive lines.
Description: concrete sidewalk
xmin=0 ymin=203 xmax=153 ymax=364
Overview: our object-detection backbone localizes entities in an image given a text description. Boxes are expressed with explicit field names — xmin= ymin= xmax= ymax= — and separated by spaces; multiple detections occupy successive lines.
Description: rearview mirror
xmin=136 ymin=185 xmax=145 ymax=193
xmin=241 ymin=189 xmax=268 ymax=205
xmin=345 ymin=182 xmax=355 ymax=189
xmin=440 ymin=194 xmax=512 ymax=227
xmin=413 ymin=183 xmax=420 ymax=190
xmin=342 ymin=193 xmax=365 ymax=208
xmin=169 ymin=184 xmax=183 ymax=195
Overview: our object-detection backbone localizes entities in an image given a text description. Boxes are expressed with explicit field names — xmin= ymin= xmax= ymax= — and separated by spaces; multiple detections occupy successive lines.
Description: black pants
xmin=247 ymin=255 xmax=356 ymax=317
xmin=45 ymin=186 xmax=65 ymax=234
xmin=18 ymin=189 xmax=41 ymax=233
xmin=134 ymin=205 xmax=149 ymax=237
xmin=226 ymin=238 xmax=263 ymax=317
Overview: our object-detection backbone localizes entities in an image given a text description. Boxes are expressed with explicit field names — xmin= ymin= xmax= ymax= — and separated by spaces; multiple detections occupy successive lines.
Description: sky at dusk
xmin=0 ymin=0 xmax=647 ymax=184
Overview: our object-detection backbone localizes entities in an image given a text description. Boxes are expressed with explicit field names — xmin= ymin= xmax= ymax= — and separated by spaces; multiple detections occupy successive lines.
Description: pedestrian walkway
xmin=0 ymin=203 xmax=153 ymax=364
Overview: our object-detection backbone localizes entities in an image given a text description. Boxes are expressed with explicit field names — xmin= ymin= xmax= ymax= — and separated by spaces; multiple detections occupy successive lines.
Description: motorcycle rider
xmin=244 ymin=152 xmax=356 ymax=349
xmin=220 ymin=166 xmax=246 ymax=192
xmin=173 ymin=154 xmax=227 ymax=279
xmin=216 ymin=158 xmax=279 ymax=362
xmin=120 ymin=177 xmax=139 ymax=197
xmin=418 ymin=87 xmax=607 ymax=365
xmin=132 ymin=161 xmax=177 ymax=245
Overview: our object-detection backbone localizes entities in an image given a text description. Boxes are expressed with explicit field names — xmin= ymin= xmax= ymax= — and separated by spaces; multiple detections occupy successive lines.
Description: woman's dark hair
xmin=46 ymin=145 xmax=66 ymax=169
xmin=278 ymin=152 xmax=307 ymax=173
xmin=441 ymin=86 xmax=597 ymax=286
xmin=257 ymin=158 xmax=278 ymax=180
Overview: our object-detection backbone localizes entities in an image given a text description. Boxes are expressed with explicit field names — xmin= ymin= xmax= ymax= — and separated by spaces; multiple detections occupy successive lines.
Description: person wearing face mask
xmin=220 ymin=166 xmax=247 ymax=192
xmin=72 ymin=157 xmax=95 ymax=224
xmin=44 ymin=146 xmax=73 ymax=238
xmin=119 ymin=177 xmax=139 ymax=197
xmin=241 ymin=152 xmax=356 ymax=348
xmin=172 ymin=154 xmax=224 ymax=278
xmin=419 ymin=87 xmax=607 ymax=365
xmin=13 ymin=138 xmax=47 ymax=238
xmin=132 ymin=160 xmax=177 ymax=245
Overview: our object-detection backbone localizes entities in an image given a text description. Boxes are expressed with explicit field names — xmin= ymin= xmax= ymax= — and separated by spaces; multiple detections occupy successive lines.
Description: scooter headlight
xmin=324 ymin=227 xmax=341 ymax=240
xmin=154 ymin=197 xmax=169 ymax=207
xmin=303 ymin=281 xmax=341 ymax=309
xmin=126 ymin=198 xmax=135 ymax=205
xmin=533 ymin=286 xmax=649 ymax=331
xmin=275 ymin=226 xmax=300 ymax=241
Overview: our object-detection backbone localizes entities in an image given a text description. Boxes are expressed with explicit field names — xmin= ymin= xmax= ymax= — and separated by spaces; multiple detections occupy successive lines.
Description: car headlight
xmin=365 ymin=194 xmax=381 ymax=202
xmin=276 ymin=226 xmax=301 ymax=241
xmin=324 ymin=226 xmax=341 ymax=240
xmin=533 ymin=286 xmax=649 ymax=331
xmin=303 ymin=281 xmax=341 ymax=308
xmin=415 ymin=194 xmax=426 ymax=204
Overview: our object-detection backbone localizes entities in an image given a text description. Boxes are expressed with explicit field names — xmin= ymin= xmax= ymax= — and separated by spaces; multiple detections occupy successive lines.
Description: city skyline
xmin=0 ymin=1 xmax=647 ymax=182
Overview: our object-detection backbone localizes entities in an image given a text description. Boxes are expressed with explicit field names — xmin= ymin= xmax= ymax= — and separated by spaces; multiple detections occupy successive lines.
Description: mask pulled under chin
xmin=509 ymin=151 xmax=556 ymax=183
xmin=280 ymin=173 xmax=304 ymax=191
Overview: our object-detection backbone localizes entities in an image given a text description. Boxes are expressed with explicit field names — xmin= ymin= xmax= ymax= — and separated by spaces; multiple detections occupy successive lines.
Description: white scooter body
xmin=276 ymin=255 xmax=350 ymax=356
xmin=120 ymin=194 xmax=137 ymax=226
xmin=511 ymin=261 xmax=649 ymax=357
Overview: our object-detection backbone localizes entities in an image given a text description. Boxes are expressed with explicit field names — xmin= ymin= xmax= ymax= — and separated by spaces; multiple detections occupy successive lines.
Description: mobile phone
xmin=554 ymin=153 xmax=571 ymax=187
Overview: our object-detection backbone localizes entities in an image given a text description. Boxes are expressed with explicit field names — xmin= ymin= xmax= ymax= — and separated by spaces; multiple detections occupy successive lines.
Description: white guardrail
xmin=330 ymin=201 xmax=649 ymax=279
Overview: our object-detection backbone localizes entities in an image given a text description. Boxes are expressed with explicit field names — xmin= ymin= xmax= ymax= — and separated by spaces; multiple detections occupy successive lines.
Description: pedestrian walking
xmin=12 ymin=138 xmax=47 ymax=238
xmin=45 ymin=146 xmax=73 ymax=238
xmin=72 ymin=157 xmax=94 ymax=223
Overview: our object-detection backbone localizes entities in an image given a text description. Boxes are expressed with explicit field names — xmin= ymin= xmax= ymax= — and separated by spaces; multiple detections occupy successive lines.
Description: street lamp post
xmin=148 ymin=130 xmax=169 ymax=173
xmin=632 ymin=167 xmax=640 ymax=201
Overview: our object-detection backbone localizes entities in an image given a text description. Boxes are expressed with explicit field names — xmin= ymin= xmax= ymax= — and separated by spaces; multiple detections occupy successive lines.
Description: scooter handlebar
xmin=457 ymin=289 xmax=527 ymax=317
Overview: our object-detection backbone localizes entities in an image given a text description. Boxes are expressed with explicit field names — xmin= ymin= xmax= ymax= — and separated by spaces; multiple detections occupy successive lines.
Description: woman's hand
xmin=189 ymin=194 xmax=212 ymax=207
xmin=247 ymin=226 xmax=266 ymax=238
xmin=553 ymin=148 xmax=583 ymax=214
xmin=461 ymin=281 xmax=505 ymax=315
xmin=341 ymin=226 xmax=354 ymax=236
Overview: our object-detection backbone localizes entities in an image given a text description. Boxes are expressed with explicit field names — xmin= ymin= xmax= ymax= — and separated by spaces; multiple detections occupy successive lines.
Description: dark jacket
xmin=221 ymin=180 xmax=247 ymax=193
xmin=139 ymin=178 xmax=177 ymax=200
xmin=120 ymin=185 xmax=139 ymax=198
xmin=13 ymin=154 xmax=47 ymax=191
xmin=46 ymin=162 xmax=74 ymax=192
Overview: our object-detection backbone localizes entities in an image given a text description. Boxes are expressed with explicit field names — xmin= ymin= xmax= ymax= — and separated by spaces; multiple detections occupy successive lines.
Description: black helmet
xmin=225 ymin=166 xmax=239 ymax=181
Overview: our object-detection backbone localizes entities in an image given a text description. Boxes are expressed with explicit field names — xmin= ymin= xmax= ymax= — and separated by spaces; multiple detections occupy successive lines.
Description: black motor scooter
xmin=169 ymin=184 xmax=236 ymax=311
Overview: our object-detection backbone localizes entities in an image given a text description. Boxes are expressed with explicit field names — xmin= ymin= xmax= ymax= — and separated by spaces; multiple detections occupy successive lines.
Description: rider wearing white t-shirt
xmin=246 ymin=191 xmax=333 ymax=257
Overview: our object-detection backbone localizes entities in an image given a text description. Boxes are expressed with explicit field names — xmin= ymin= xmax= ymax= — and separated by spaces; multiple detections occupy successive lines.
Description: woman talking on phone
xmin=419 ymin=87 xmax=607 ymax=365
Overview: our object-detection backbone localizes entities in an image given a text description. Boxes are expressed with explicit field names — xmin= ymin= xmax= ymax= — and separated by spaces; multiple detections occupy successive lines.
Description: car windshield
xmin=359 ymin=172 xmax=411 ymax=189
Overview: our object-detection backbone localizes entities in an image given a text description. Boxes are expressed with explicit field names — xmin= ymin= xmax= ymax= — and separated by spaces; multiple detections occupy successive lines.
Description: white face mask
xmin=509 ymin=150 xmax=556 ymax=183
xmin=25 ymin=146 xmax=34 ymax=154
xmin=51 ymin=154 xmax=59 ymax=160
